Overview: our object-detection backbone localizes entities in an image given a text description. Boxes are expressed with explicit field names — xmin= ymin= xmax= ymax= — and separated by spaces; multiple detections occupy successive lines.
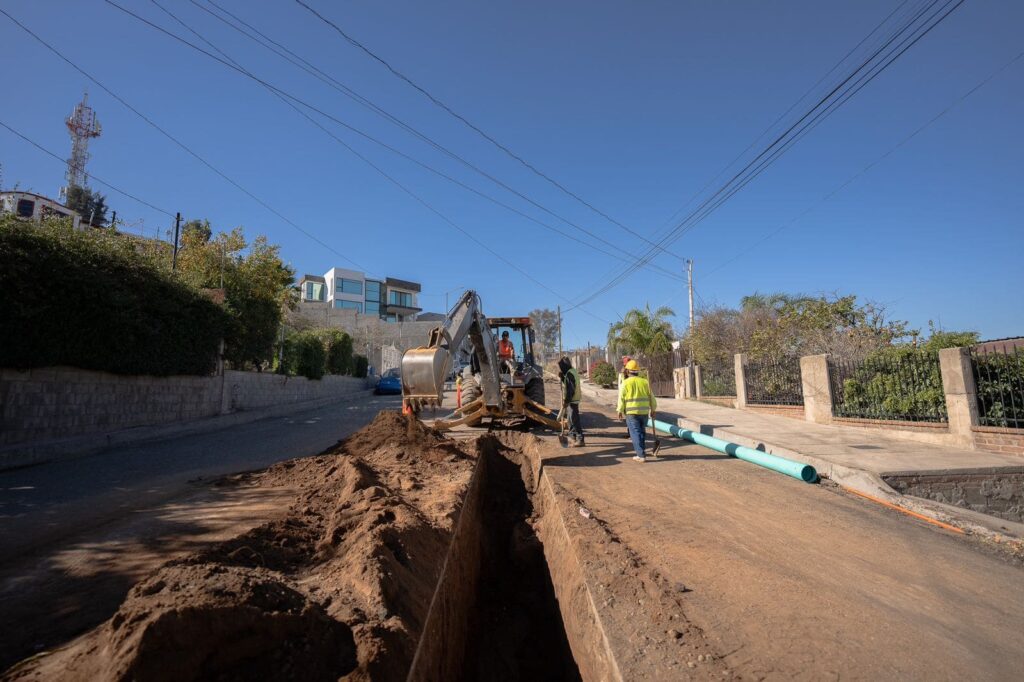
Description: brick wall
xmin=698 ymin=396 xmax=737 ymax=409
xmin=747 ymin=404 xmax=805 ymax=420
xmin=0 ymin=366 xmax=368 ymax=447
xmin=972 ymin=426 xmax=1024 ymax=457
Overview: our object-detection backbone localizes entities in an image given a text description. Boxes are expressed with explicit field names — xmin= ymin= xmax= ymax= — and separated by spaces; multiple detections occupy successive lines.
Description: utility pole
xmin=557 ymin=305 xmax=563 ymax=357
xmin=687 ymin=259 xmax=695 ymax=367
xmin=171 ymin=212 xmax=181 ymax=270
xmin=109 ymin=210 xmax=117 ymax=230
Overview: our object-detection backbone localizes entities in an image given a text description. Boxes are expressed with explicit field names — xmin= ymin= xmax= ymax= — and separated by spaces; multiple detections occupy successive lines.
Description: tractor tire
xmin=525 ymin=377 xmax=546 ymax=407
xmin=460 ymin=371 xmax=484 ymax=425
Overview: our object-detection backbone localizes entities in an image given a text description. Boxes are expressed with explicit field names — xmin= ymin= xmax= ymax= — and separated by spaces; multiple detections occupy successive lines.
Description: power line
xmin=702 ymin=45 xmax=1024 ymax=280
xmin=0 ymin=119 xmax=175 ymax=217
xmin=111 ymin=0 xmax=685 ymax=283
xmin=0 ymin=6 xmax=367 ymax=271
xmin=652 ymin=0 xmax=914 ymax=238
xmin=567 ymin=0 xmax=965 ymax=311
xmin=290 ymin=0 xmax=682 ymax=259
xmin=105 ymin=1 xmax=612 ymax=324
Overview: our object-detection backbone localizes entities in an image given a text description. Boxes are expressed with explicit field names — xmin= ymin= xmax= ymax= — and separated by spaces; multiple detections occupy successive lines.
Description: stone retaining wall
xmin=884 ymin=473 xmax=1024 ymax=524
xmin=1 ymin=367 xmax=367 ymax=448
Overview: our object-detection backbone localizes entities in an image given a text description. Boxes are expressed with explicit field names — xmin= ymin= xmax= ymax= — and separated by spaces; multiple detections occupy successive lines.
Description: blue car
xmin=375 ymin=368 xmax=402 ymax=395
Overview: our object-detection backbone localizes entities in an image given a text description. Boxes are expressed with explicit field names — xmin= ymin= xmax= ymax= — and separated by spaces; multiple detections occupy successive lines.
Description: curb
xmin=579 ymin=383 xmax=1022 ymax=540
xmin=0 ymin=388 xmax=377 ymax=472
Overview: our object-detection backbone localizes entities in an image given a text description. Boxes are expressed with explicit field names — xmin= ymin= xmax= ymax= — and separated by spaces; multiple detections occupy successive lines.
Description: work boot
xmin=569 ymin=439 xmax=584 ymax=448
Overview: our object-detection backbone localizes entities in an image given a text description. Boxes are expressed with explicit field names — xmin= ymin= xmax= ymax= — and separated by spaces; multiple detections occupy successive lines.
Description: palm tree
xmin=607 ymin=304 xmax=675 ymax=356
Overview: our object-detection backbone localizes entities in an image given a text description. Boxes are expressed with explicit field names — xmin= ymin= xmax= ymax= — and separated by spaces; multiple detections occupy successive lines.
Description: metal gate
xmin=381 ymin=344 xmax=401 ymax=374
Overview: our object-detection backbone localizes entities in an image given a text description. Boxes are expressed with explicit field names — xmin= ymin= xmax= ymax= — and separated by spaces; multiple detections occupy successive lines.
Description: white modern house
xmin=0 ymin=191 xmax=82 ymax=229
xmin=298 ymin=268 xmax=422 ymax=322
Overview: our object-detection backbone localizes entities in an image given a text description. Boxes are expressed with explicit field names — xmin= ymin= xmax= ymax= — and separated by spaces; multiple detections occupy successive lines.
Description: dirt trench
xmin=2 ymin=412 xmax=583 ymax=681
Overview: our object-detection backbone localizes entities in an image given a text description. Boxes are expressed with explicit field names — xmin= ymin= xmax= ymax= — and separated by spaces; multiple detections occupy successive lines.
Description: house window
xmin=304 ymin=282 xmax=325 ymax=301
xmin=337 ymin=278 xmax=362 ymax=295
xmin=365 ymin=301 xmax=380 ymax=315
xmin=388 ymin=291 xmax=413 ymax=307
xmin=16 ymin=199 xmax=35 ymax=218
xmin=335 ymin=300 xmax=362 ymax=313
xmin=365 ymin=280 xmax=381 ymax=302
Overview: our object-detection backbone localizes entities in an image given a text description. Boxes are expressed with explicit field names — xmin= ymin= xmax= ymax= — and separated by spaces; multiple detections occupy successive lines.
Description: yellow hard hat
xmin=625 ymin=359 xmax=640 ymax=371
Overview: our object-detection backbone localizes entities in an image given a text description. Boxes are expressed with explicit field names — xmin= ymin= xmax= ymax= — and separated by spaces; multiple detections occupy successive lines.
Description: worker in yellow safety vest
xmin=558 ymin=356 xmax=585 ymax=447
xmin=616 ymin=359 xmax=657 ymax=462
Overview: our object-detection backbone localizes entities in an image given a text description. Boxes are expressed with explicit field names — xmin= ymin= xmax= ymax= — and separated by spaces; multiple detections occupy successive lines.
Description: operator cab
xmin=488 ymin=317 xmax=537 ymax=384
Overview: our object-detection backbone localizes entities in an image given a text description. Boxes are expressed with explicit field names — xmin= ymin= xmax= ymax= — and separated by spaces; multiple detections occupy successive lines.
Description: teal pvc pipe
xmin=647 ymin=418 xmax=818 ymax=483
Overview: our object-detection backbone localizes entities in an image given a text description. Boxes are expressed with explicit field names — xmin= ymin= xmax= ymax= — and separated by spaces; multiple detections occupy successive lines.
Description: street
xmin=539 ymin=406 xmax=1024 ymax=680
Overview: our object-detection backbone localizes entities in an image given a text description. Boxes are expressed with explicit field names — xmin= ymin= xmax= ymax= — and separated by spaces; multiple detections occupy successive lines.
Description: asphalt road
xmin=0 ymin=394 xmax=399 ymax=669
xmin=0 ymin=394 xmax=401 ymax=558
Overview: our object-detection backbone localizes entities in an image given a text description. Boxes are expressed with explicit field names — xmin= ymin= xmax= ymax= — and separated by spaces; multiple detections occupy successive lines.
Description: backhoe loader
xmin=401 ymin=290 xmax=561 ymax=430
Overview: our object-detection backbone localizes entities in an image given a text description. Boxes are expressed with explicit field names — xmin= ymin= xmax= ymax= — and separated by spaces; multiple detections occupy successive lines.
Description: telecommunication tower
xmin=59 ymin=91 xmax=102 ymax=202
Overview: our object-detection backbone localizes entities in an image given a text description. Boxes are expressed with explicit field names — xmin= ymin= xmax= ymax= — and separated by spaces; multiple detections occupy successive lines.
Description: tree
xmin=64 ymin=185 xmax=109 ymax=227
xmin=686 ymin=292 xmax=913 ymax=366
xmin=607 ymin=304 xmax=675 ymax=356
xmin=529 ymin=308 xmax=560 ymax=360
xmin=590 ymin=361 xmax=617 ymax=388
xmin=323 ymin=329 xmax=354 ymax=375
xmin=182 ymin=218 xmax=212 ymax=243
xmin=174 ymin=224 xmax=295 ymax=370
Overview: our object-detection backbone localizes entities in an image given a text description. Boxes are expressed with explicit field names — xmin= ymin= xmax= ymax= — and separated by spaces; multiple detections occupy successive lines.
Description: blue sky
xmin=2 ymin=0 xmax=1021 ymax=349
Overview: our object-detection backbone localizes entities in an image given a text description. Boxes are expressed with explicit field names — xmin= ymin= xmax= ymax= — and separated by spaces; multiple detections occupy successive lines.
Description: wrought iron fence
xmin=829 ymin=351 xmax=947 ymax=423
xmin=700 ymin=360 xmax=736 ymax=397
xmin=744 ymin=357 xmax=803 ymax=406
xmin=971 ymin=344 xmax=1024 ymax=429
xmin=636 ymin=351 xmax=680 ymax=397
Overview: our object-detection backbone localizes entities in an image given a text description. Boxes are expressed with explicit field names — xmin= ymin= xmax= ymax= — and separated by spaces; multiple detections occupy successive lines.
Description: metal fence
xmin=636 ymin=351 xmax=681 ymax=397
xmin=744 ymin=357 xmax=803 ymax=406
xmin=828 ymin=351 xmax=947 ymax=423
xmin=971 ymin=344 xmax=1024 ymax=429
xmin=700 ymin=360 xmax=736 ymax=397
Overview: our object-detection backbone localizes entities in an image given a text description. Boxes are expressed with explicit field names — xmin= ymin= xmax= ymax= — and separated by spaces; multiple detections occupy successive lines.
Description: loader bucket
xmin=401 ymin=347 xmax=449 ymax=406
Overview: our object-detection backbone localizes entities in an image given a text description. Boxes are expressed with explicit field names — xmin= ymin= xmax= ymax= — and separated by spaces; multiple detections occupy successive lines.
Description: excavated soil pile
xmin=5 ymin=412 xmax=475 ymax=682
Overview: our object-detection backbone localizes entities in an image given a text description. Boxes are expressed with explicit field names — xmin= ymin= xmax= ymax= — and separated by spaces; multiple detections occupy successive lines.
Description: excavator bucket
xmin=401 ymin=347 xmax=449 ymax=407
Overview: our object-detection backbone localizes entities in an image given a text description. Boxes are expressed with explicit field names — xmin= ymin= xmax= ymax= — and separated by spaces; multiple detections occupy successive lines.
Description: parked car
xmin=375 ymin=368 xmax=402 ymax=395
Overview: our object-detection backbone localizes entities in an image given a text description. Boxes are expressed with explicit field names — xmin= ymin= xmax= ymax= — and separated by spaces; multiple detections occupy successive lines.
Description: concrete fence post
xmin=800 ymin=354 xmax=833 ymax=424
xmin=694 ymin=365 xmax=704 ymax=399
xmin=735 ymin=353 xmax=748 ymax=409
xmin=673 ymin=367 xmax=687 ymax=400
xmin=939 ymin=347 xmax=979 ymax=448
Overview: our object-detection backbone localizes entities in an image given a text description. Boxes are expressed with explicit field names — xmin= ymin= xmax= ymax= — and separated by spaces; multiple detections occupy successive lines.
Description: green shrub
xmin=352 ymin=354 xmax=369 ymax=378
xmin=0 ymin=217 xmax=227 ymax=375
xmin=279 ymin=330 xmax=326 ymax=380
xmin=590 ymin=361 xmax=617 ymax=388
xmin=323 ymin=329 xmax=353 ymax=375
xmin=282 ymin=330 xmax=326 ymax=380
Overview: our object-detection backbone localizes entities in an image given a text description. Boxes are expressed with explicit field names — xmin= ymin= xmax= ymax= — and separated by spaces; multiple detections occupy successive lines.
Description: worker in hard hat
xmin=558 ymin=356 xmax=585 ymax=447
xmin=616 ymin=359 xmax=657 ymax=462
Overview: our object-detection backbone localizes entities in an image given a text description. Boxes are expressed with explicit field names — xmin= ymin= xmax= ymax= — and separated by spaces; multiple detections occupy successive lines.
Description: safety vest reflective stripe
xmin=618 ymin=376 xmax=655 ymax=414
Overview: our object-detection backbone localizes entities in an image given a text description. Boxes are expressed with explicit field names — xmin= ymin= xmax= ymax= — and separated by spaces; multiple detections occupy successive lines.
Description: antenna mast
xmin=60 ymin=91 xmax=102 ymax=202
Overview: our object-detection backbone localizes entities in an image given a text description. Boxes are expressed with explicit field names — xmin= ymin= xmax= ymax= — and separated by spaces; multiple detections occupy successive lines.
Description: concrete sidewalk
xmin=580 ymin=381 xmax=1024 ymax=536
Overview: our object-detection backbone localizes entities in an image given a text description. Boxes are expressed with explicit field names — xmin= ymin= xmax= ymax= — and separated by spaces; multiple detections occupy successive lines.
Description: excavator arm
xmin=401 ymin=290 xmax=502 ymax=410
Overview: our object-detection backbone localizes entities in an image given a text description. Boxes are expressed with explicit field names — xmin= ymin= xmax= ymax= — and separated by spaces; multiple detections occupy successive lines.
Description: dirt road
xmin=542 ymin=406 xmax=1024 ymax=680
xmin=0 ymin=395 xmax=399 ymax=670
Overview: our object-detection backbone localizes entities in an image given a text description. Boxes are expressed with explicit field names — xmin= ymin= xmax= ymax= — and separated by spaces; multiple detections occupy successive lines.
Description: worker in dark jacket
xmin=558 ymin=356 xmax=585 ymax=447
